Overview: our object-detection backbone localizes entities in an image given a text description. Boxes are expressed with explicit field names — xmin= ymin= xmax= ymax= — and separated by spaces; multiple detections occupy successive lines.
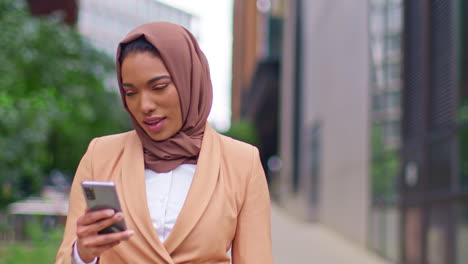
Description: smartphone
xmin=81 ymin=180 xmax=127 ymax=234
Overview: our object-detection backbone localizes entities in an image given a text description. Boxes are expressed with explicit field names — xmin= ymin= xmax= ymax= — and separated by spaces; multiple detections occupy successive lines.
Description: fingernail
xmin=106 ymin=209 xmax=115 ymax=216
xmin=127 ymin=230 xmax=135 ymax=236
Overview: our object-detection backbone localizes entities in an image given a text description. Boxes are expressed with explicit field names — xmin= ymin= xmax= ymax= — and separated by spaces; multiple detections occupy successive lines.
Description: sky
xmin=157 ymin=0 xmax=234 ymax=132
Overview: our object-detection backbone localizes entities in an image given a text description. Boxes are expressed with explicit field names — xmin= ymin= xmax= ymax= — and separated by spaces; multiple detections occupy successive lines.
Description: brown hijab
xmin=116 ymin=22 xmax=213 ymax=173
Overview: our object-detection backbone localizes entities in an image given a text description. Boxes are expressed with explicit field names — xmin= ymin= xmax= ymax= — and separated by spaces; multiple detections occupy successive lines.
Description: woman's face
xmin=121 ymin=52 xmax=183 ymax=141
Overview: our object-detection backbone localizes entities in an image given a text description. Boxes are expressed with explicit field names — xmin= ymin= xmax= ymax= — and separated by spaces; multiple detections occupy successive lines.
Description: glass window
xmin=370 ymin=205 xmax=384 ymax=252
xmin=384 ymin=89 xmax=400 ymax=109
xmin=384 ymin=205 xmax=400 ymax=260
xmin=370 ymin=204 xmax=401 ymax=260
xmin=455 ymin=3 xmax=468 ymax=262
xmin=458 ymin=0 xmax=468 ymax=123
xmin=385 ymin=62 xmax=401 ymax=80
xmin=385 ymin=120 xmax=400 ymax=142
xmin=404 ymin=207 xmax=423 ymax=264
xmin=385 ymin=33 xmax=401 ymax=51
xmin=369 ymin=0 xmax=403 ymax=262
xmin=458 ymin=126 xmax=468 ymax=186
xmin=458 ymin=200 xmax=468 ymax=264
xmin=372 ymin=94 xmax=382 ymax=112
xmin=427 ymin=204 xmax=451 ymax=264
xmin=388 ymin=5 xmax=402 ymax=30
xmin=457 ymin=1 xmax=468 ymax=187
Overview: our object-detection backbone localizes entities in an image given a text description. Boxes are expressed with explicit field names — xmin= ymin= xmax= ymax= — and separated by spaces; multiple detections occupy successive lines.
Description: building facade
xmin=279 ymin=0 xmax=371 ymax=244
xmin=398 ymin=1 xmax=468 ymax=263
xmin=234 ymin=0 xmax=468 ymax=263
xmin=77 ymin=0 xmax=198 ymax=56
xmin=27 ymin=0 xmax=78 ymax=25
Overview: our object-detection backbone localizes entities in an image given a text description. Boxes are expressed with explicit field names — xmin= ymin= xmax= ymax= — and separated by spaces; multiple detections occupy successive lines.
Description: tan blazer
xmin=55 ymin=125 xmax=273 ymax=264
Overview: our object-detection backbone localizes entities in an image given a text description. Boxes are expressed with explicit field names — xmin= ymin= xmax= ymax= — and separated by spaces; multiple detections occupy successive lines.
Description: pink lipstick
xmin=143 ymin=117 xmax=165 ymax=132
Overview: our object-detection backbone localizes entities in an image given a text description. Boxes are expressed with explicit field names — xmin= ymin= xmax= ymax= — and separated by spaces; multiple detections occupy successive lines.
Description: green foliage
xmin=370 ymin=123 xmax=399 ymax=200
xmin=222 ymin=119 xmax=259 ymax=146
xmin=0 ymin=0 xmax=131 ymax=208
xmin=0 ymin=217 xmax=63 ymax=264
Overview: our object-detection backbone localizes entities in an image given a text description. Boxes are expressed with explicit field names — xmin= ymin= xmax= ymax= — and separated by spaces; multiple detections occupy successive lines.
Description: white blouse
xmin=144 ymin=164 xmax=195 ymax=242
xmin=72 ymin=164 xmax=196 ymax=264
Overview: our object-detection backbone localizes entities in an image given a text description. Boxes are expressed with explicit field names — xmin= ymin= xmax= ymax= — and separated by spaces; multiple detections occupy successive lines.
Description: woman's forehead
xmin=121 ymin=53 xmax=169 ymax=79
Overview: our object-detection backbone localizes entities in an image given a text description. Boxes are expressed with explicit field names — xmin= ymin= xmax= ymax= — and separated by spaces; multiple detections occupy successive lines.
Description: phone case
xmin=81 ymin=181 xmax=127 ymax=234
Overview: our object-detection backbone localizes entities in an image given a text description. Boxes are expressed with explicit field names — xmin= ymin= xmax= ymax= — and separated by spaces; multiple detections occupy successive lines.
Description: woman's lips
xmin=143 ymin=117 xmax=166 ymax=132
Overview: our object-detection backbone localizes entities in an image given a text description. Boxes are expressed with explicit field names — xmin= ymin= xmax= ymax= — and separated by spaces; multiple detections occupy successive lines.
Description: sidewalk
xmin=271 ymin=203 xmax=390 ymax=264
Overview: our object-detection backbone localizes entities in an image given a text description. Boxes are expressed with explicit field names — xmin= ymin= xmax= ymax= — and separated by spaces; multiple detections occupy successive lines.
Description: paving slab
xmin=271 ymin=203 xmax=390 ymax=264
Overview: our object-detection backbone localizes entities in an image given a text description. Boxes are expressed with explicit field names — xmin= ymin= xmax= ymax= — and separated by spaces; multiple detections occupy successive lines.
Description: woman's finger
xmin=78 ymin=209 xmax=115 ymax=226
xmin=77 ymin=212 xmax=124 ymax=238
xmin=80 ymin=230 xmax=134 ymax=248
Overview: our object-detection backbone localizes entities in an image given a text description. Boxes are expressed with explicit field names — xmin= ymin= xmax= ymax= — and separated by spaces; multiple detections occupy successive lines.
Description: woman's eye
xmin=125 ymin=91 xmax=136 ymax=96
xmin=153 ymin=84 xmax=169 ymax=90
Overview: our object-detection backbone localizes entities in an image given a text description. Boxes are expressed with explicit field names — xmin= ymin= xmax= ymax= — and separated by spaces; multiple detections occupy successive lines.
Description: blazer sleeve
xmin=232 ymin=148 xmax=273 ymax=264
xmin=55 ymin=138 xmax=97 ymax=264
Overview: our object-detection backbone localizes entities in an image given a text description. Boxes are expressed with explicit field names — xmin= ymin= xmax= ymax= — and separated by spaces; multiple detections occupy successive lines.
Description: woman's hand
xmin=76 ymin=209 xmax=134 ymax=262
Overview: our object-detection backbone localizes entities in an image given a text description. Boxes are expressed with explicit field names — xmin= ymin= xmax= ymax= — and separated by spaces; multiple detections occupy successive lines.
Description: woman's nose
xmin=140 ymin=92 xmax=156 ymax=114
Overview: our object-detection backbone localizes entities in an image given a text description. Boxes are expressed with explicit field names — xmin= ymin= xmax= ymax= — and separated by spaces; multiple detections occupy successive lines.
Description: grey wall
xmin=299 ymin=0 xmax=371 ymax=245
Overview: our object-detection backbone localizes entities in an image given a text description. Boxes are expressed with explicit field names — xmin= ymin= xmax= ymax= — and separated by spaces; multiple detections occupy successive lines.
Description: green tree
xmin=222 ymin=119 xmax=259 ymax=146
xmin=370 ymin=123 xmax=399 ymax=200
xmin=0 ymin=0 xmax=130 ymax=208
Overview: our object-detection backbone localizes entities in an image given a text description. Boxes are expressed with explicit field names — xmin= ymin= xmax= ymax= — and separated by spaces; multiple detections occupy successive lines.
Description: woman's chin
xmin=148 ymin=133 xmax=166 ymax=141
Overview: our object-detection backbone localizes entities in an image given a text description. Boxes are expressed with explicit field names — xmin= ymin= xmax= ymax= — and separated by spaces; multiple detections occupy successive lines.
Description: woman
xmin=55 ymin=22 xmax=273 ymax=264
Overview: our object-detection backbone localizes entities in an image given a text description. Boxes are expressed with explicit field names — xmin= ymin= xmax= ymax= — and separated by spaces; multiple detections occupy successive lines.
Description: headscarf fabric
xmin=116 ymin=22 xmax=213 ymax=173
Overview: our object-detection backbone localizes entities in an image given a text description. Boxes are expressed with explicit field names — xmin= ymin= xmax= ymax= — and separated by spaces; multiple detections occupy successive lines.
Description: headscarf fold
xmin=116 ymin=22 xmax=213 ymax=173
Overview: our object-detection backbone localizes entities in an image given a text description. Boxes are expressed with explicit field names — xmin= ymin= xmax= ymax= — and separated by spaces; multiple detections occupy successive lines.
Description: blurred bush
xmin=0 ymin=216 xmax=63 ymax=263
xmin=0 ymin=0 xmax=130 ymax=209
xmin=222 ymin=119 xmax=259 ymax=146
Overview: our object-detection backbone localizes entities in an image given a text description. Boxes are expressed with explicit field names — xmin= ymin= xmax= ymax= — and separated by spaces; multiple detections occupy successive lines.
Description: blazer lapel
xmin=163 ymin=124 xmax=221 ymax=253
xmin=119 ymin=131 xmax=174 ymax=263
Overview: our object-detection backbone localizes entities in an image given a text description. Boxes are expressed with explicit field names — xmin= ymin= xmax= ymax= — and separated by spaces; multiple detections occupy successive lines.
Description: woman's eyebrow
xmin=147 ymin=75 xmax=171 ymax=85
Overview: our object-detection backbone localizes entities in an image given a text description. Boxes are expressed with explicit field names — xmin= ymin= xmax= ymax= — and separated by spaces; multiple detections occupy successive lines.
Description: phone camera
xmin=84 ymin=187 xmax=96 ymax=200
